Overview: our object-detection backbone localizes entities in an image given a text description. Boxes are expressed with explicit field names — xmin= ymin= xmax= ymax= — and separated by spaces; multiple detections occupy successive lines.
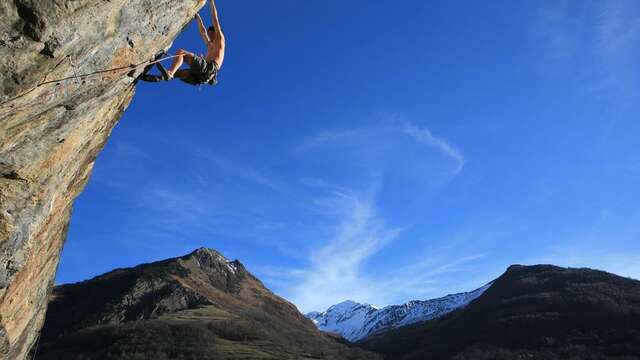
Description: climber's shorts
xmin=181 ymin=55 xmax=218 ymax=85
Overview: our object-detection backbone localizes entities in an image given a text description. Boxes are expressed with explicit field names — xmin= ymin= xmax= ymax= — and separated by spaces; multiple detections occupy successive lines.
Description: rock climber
xmin=141 ymin=0 xmax=225 ymax=86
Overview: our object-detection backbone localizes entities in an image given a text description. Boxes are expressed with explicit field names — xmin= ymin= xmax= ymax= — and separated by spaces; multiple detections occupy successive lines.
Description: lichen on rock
xmin=0 ymin=1 xmax=205 ymax=358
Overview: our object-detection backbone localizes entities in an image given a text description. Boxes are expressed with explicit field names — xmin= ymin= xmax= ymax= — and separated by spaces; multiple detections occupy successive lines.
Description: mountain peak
xmin=38 ymin=248 xmax=379 ymax=359
xmin=188 ymin=247 xmax=226 ymax=260
xmin=330 ymin=300 xmax=362 ymax=310
xmin=182 ymin=247 xmax=245 ymax=274
xmin=177 ymin=247 xmax=249 ymax=282
xmin=504 ymin=264 xmax=576 ymax=277
xmin=43 ymin=247 xmax=269 ymax=343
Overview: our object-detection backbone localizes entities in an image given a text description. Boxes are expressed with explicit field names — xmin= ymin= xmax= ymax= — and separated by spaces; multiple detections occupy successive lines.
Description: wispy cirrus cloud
xmin=284 ymin=187 xmax=403 ymax=312
xmin=271 ymin=121 xmax=471 ymax=311
xmin=194 ymin=150 xmax=288 ymax=193
xmin=534 ymin=1 xmax=640 ymax=99
xmin=298 ymin=177 xmax=345 ymax=192
xmin=592 ymin=0 xmax=640 ymax=98
xmin=401 ymin=122 xmax=465 ymax=174
xmin=92 ymin=138 xmax=289 ymax=246
xmin=272 ymin=183 xmax=487 ymax=312
xmin=95 ymin=122 xmax=476 ymax=312
xmin=371 ymin=252 xmax=490 ymax=304
xmin=298 ymin=121 xmax=465 ymax=175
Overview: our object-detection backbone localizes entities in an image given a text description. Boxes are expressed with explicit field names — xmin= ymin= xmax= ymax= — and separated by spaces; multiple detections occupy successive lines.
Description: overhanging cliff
xmin=0 ymin=1 xmax=204 ymax=358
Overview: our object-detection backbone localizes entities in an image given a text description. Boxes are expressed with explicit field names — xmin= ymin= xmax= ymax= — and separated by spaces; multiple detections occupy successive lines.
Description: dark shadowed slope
xmin=34 ymin=248 xmax=379 ymax=360
xmin=360 ymin=265 xmax=640 ymax=360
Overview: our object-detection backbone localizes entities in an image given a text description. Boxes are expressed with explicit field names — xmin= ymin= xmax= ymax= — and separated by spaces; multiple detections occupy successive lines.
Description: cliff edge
xmin=0 ymin=1 xmax=204 ymax=358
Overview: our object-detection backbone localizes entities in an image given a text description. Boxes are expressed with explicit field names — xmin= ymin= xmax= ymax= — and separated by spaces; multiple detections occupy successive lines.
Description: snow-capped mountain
xmin=306 ymin=283 xmax=492 ymax=341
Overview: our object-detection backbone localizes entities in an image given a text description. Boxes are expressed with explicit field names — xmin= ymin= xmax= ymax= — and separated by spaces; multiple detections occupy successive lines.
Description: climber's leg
xmin=173 ymin=70 xmax=200 ymax=85
xmin=167 ymin=49 xmax=195 ymax=78
xmin=173 ymin=70 xmax=190 ymax=79
xmin=133 ymin=50 xmax=170 ymax=81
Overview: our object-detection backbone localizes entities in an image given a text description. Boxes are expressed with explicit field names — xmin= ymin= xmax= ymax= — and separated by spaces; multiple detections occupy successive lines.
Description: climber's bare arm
xmin=210 ymin=0 xmax=222 ymax=35
xmin=208 ymin=0 xmax=226 ymax=67
xmin=195 ymin=13 xmax=210 ymax=44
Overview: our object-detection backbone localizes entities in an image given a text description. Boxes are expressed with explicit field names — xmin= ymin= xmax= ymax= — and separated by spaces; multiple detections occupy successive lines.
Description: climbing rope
xmin=67 ymin=56 xmax=81 ymax=86
xmin=0 ymin=54 xmax=180 ymax=114
xmin=36 ymin=54 xmax=179 ymax=88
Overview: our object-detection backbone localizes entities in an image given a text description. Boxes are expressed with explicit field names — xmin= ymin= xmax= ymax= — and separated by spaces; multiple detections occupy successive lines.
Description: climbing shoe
xmin=156 ymin=62 xmax=170 ymax=81
xmin=139 ymin=74 xmax=164 ymax=82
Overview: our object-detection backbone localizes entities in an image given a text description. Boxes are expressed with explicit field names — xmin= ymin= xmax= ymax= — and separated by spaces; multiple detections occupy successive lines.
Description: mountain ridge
xmin=36 ymin=247 xmax=379 ymax=360
xmin=360 ymin=264 xmax=640 ymax=359
xmin=306 ymin=282 xmax=491 ymax=341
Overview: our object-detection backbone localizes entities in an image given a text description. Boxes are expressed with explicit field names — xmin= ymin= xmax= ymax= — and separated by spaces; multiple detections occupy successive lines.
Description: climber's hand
xmin=194 ymin=13 xmax=208 ymax=43
xmin=194 ymin=13 xmax=204 ymax=27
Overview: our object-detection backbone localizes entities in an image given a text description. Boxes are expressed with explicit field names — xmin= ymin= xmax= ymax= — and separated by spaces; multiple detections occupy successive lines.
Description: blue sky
xmin=56 ymin=0 xmax=640 ymax=312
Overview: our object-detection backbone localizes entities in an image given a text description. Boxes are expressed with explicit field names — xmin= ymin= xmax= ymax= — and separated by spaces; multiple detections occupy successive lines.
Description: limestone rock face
xmin=0 ymin=1 xmax=204 ymax=358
